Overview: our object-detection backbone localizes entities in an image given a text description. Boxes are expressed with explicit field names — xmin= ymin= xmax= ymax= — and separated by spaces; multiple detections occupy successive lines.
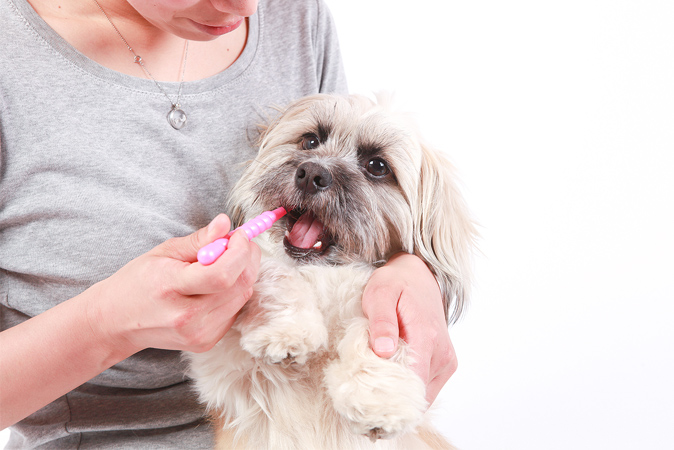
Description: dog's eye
xmin=366 ymin=158 xmax=390 ymax=177
xmin=300 ymin=134 xmax=321 ymax=150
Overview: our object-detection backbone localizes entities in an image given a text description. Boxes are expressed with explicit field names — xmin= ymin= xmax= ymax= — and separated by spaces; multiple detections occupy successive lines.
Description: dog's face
xmin=229 ymin=94 xmax=475 ymax=322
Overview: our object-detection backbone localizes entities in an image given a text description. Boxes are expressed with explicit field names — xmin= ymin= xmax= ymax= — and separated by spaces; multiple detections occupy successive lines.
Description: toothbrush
xmin=197 ymin=207 xmax=287 ymax=265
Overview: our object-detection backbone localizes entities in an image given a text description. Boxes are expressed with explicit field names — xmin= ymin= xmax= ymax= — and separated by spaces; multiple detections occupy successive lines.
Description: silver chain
xmin=92 ymin=0 xmax=189 ymax=109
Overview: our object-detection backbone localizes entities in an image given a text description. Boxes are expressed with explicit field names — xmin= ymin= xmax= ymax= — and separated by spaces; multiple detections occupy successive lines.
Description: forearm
xmin=0 ymin=284 xmax=137 ymax=429
xmin=0 ymin=216 xmax=260 ymax=429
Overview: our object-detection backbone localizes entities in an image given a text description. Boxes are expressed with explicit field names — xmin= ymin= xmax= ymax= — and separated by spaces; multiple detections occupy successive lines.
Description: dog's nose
xmin=295 ymin=162 xmax=333 ymax=194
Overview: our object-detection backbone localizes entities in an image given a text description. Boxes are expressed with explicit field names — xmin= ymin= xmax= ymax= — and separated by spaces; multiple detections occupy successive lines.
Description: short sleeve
xmin=313 ymin=0 xmax=349 ymax=95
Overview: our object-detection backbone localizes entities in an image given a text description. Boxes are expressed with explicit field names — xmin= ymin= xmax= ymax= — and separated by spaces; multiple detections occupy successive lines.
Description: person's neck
xmin=26 ymin=0 xmax=249 ymax=82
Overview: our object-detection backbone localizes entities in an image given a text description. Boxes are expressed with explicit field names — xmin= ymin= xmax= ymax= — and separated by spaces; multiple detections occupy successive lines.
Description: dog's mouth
xmin=283 ymin=208 xmax=335 ymax=259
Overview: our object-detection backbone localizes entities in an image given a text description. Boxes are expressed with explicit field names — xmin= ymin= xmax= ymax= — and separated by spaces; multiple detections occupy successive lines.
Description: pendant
xmin=167 ymin=106 xmax=187 ymax=130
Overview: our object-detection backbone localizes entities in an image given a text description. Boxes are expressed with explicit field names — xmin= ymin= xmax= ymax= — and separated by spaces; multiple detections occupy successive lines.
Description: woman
xmin=0 ymin=0 xmax=456 ymax=447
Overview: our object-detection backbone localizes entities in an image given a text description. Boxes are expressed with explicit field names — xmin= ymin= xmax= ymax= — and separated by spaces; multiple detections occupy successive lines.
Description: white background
xmin=326 ymin=0 xmax=674 ymax=449
xmin=3 ymin=0 xmax=673 ymax=448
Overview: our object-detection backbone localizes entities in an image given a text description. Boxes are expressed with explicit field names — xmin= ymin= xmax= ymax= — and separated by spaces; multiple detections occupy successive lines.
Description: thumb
xmin=154 ymin=214 xmax=232 ymax=262
xmin=362 ymin=281 xmax=400 ymax=358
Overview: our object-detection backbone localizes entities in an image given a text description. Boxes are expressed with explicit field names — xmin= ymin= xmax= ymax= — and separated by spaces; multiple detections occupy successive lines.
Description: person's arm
xmin=0 ymin=285 xmax=135 ymax=429
xmin=0 ymin=214 xmax=260 ymax=429
xmin=362 ymin=253 xmax=458 ymax=405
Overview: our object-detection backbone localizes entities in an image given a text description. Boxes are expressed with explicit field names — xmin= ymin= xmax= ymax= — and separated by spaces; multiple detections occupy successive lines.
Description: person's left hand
xmin=361 ymin=253 xmax=457 ymax=405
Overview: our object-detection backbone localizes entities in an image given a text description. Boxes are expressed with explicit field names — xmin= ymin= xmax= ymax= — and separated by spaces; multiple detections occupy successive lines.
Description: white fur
xmin=186 ymin=94 xmax=472 ymax=449
xmin=188 ymin=259 xmax=444 ymax=449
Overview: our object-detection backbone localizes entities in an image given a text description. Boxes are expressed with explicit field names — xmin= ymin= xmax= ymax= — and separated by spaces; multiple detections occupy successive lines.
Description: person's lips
xmin=193 ymin=17 xmax=244 ymax=36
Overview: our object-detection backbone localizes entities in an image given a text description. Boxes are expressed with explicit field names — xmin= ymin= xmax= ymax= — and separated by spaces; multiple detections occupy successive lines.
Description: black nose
xmin=295 ymin=162 xmax=333 ymax=194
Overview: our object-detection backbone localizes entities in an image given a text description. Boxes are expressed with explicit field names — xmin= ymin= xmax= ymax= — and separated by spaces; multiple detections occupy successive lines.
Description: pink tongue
xmin=287 ymin=213 xmax=324 ymax=249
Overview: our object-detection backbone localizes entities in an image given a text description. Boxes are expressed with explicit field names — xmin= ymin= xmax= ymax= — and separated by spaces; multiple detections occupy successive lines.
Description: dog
xmin=186 ymin=94 xmax=476 ymax=449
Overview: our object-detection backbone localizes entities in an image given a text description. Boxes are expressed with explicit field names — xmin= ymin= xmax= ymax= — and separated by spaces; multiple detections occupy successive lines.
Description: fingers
xmin=425 ymin=342 xmax=457 ymax=404
xmin=401 ymin=299 xmax=454 ymax=405
xmin=362 ymin=267 xmax=401 ymax=358
xmin=148 ymin=214 xmax=260 ymax=296
xmin=176 ymin=230 xmax=261 ymax=296
xmin=179 ymin=293 xmax=251 ymax=354
xmin=154 ymin=214 xmax=232 ymax=262
xmin=401 ymin=319 xmax=456 ymax=405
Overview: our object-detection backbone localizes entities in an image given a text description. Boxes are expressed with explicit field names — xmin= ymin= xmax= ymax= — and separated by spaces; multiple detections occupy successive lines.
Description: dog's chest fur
xmin=187 ymin=252 xmax=440 ymax=449
xmin=234 ymin=247 xmax=375 ymax=369
xmin=250 ymin=255 xmax=373 ymax=328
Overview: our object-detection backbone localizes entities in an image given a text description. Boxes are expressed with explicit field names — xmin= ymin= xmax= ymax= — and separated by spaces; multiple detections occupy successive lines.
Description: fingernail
xmin=374 ymin=337 xmax=396 ymax=353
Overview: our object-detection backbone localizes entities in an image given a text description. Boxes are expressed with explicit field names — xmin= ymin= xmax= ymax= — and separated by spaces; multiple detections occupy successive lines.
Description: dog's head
xmin=228 ymin=94 xmax=476 ymax=322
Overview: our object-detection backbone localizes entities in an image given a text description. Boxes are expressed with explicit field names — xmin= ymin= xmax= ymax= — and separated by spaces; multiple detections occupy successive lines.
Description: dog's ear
xmin=412 ymin=141 xmax=477 ymax=323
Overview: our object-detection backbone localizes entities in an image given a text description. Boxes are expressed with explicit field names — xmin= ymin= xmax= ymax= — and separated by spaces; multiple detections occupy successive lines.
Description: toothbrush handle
xmin=197 ymin=207 xmax=287 ymax=265
xmin=197 ymin=238 xmax=231 ymax=265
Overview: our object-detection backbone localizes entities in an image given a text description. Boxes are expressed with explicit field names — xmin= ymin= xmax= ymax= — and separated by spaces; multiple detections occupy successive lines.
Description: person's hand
xmin=362 ymin=253 xmax=457 ymax=405
xmin=88 ymin=214 xmax=261 ymax=355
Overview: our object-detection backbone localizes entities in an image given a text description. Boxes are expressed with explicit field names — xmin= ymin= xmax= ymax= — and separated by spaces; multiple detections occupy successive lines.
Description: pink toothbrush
xmin=197 ymin=207 xmax=287 ymax=265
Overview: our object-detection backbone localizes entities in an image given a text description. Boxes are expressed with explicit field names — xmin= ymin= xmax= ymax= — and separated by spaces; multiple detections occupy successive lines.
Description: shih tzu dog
xmin=187 ymin=94 xmax=476 ymax=449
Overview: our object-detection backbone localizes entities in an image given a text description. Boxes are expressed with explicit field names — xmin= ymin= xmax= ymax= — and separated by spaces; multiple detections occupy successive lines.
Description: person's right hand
xmin=87 ymin=214 xmax=261 ymax=355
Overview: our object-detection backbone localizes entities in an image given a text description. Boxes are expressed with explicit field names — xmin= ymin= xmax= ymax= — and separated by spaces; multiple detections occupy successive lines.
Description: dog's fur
xmin=186 ymin=94 xmax=476 ymax=449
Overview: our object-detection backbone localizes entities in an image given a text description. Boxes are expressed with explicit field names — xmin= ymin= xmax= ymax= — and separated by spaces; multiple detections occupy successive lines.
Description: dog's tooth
xmin=312 ymin=240 xmax=322 ymax=249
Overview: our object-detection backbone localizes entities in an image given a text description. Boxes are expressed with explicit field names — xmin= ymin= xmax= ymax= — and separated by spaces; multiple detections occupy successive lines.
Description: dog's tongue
xmin=287 ymin=212 xmax=324 ymax=249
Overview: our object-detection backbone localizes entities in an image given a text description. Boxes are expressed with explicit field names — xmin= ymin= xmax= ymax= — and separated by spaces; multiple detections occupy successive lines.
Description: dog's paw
xmin=325 ymin=353 xmax=428 ymax=440
xmin=240 ymin=320 xmax=328 ymax=365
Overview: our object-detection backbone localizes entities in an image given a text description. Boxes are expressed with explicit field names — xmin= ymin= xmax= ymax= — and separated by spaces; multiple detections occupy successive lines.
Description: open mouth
xmin=283 ymin=208 xmax=334 ymax=258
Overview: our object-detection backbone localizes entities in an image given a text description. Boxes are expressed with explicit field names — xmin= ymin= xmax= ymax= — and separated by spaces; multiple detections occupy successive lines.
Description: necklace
xmin=92 ymin=0 xmax=189 ymax=130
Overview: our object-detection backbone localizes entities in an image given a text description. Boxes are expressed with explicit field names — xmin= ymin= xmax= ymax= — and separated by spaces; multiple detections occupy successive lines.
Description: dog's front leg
xmin=324 ymin=317 xmax=428 ymax=441
xmin=235 ymin=260 xmax=328 ymax=365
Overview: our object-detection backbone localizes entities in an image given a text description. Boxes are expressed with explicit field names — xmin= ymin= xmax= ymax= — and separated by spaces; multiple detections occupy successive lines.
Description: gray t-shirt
xmin=0 ymin=0 xmax=347 ymax=447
